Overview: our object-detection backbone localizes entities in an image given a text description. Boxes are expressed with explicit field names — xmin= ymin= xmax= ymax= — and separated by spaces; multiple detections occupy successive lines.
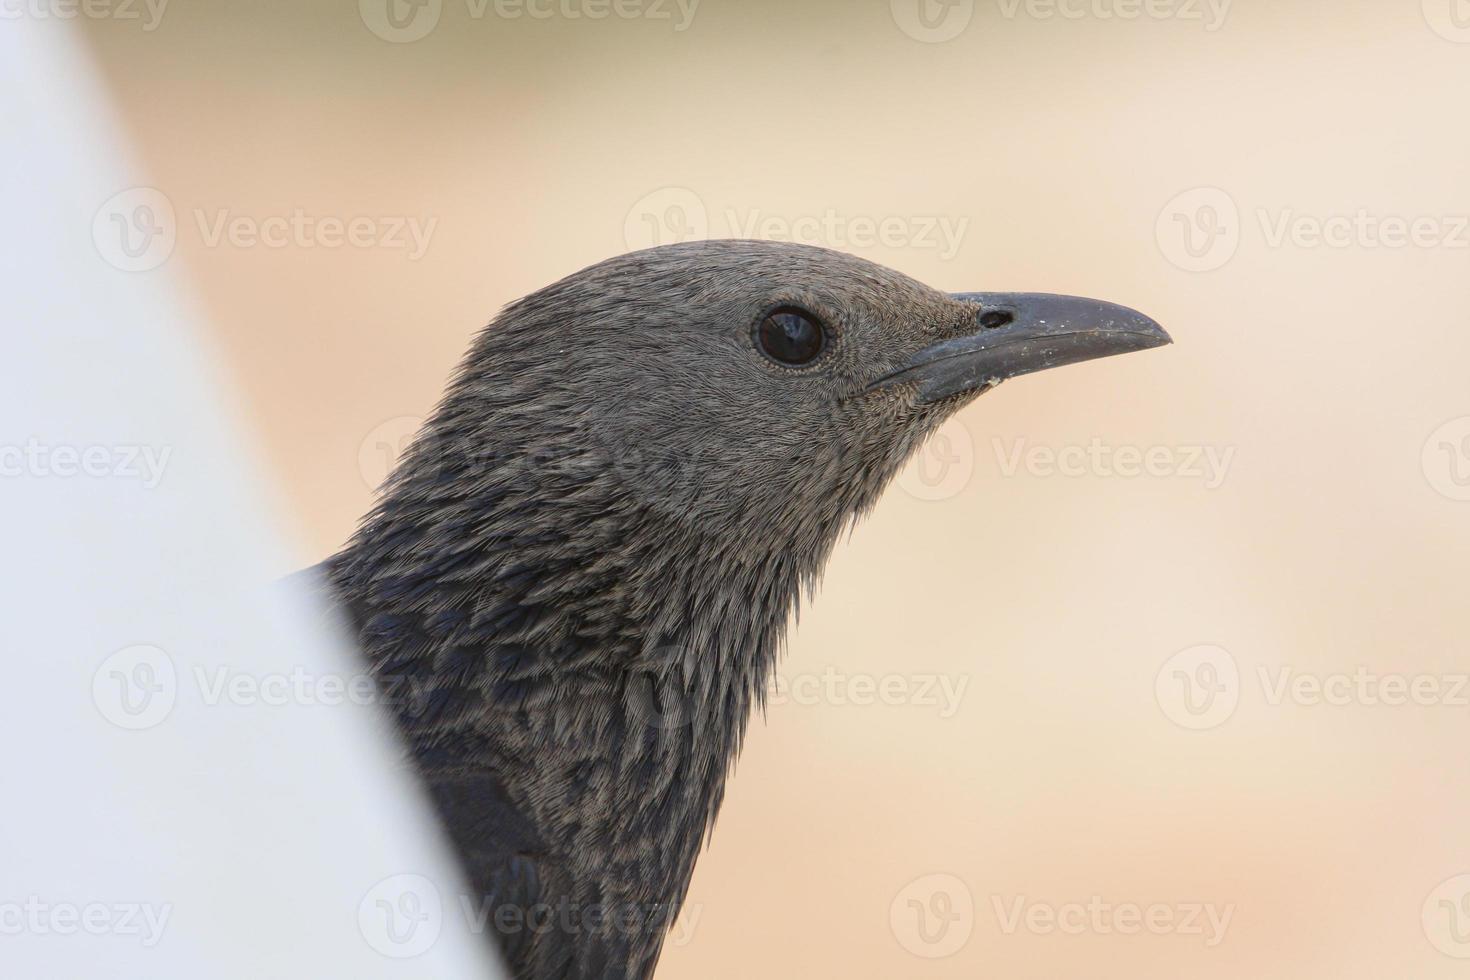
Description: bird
xmin=315 ymin=240 xmax=1169 ymax=979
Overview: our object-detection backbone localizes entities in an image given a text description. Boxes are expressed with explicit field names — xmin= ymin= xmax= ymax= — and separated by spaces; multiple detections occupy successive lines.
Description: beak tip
xmin=1140 ymin=318 xmax=1173 ymax=349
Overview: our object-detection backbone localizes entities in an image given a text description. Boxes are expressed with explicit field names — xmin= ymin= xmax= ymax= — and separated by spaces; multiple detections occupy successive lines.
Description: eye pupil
xmin=757 ymin=307 xmax=825 ymax=365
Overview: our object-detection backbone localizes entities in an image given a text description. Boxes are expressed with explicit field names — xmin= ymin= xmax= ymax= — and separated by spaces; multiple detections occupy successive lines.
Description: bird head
xmin=431 ymin=240 xmax=1169 ymax=565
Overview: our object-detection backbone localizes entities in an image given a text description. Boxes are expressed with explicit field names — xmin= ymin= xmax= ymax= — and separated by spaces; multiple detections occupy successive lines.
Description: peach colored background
xmin=83 ymin=1 xmax=1470 ymax=976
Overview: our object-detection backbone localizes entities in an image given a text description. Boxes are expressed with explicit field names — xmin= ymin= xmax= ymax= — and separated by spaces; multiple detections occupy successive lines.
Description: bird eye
xmin=756 ymin=306 xmax=826 ymax=366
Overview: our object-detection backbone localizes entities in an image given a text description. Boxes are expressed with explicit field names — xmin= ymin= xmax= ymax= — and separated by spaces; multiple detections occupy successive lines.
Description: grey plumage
xmin=317 ymin=240 xmax=1167 ymax=979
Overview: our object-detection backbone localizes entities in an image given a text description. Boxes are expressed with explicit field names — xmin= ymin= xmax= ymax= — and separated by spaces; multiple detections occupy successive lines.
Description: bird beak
xmin=869 ymin=293 xmax=1171 ymax=404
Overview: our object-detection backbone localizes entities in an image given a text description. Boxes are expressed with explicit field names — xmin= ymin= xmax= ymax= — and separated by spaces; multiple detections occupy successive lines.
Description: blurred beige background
xmin=81 ymin=0 xmax=1470 ymax=976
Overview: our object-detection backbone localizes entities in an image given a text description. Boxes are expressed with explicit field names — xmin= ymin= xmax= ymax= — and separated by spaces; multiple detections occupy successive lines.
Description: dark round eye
xmin=756 ymin=306 xmax=826 ymax=366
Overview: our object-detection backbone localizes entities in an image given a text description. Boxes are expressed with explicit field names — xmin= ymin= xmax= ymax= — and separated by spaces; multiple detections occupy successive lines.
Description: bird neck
xmin=326 ymin=428 xmax=830 ymax=902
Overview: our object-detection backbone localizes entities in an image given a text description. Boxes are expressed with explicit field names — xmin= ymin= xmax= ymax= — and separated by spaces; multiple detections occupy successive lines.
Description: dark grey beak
xmin=870 ymin=293 xmax=1171 ymax=404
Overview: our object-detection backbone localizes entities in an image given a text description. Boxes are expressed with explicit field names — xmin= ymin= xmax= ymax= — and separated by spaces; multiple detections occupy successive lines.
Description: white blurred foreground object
xmin=0 ymin=20 xmax=499 ymax=979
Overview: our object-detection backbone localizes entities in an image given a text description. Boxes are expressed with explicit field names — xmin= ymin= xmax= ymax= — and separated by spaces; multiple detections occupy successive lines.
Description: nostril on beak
xmin=979 ymin=310 xmax=1014 ymax=330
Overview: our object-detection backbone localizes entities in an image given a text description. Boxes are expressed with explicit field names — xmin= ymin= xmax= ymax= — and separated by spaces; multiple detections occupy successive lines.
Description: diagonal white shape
xmin=0 ymin=18 xmax=501 ymax=979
